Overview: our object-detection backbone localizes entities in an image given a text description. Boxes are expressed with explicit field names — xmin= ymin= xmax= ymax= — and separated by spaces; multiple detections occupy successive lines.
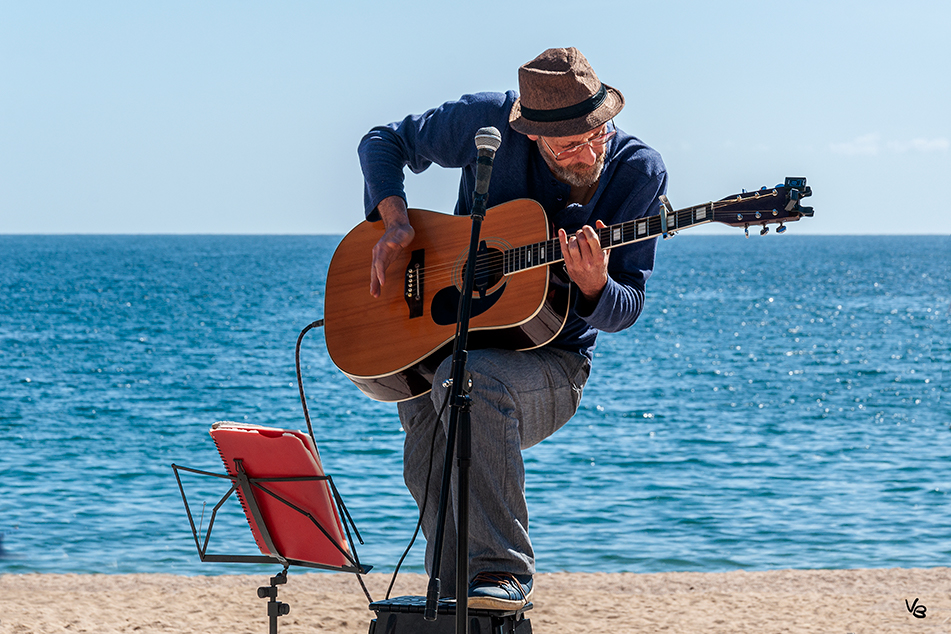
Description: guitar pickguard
xmin=430 ymin=240 xmax=507 ymax=325
xmin=430 ymin=281 xmax=508 ymax=326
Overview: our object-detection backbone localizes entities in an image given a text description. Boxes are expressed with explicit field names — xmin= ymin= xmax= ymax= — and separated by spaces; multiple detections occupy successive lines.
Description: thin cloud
xmin=830 ymin=133 xmax=881 ymax=156
xmin=886 ymin=138 xmax=950 ymax=153
xmin=830 ymin=133 xmax=949 ymax=156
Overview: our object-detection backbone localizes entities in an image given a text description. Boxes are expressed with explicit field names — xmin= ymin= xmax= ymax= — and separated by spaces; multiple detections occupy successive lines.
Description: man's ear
xmin=527 ymin=134 xmax=539 ymax=142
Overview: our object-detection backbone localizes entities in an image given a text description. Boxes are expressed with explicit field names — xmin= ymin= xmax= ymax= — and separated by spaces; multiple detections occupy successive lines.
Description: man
xmin=357 ymin=47 xmax=667 ymax=610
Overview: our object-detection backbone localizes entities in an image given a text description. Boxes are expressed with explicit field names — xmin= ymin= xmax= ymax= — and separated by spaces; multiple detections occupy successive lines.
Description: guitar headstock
xmin=711 ymin=177 xmax=814 ymax=235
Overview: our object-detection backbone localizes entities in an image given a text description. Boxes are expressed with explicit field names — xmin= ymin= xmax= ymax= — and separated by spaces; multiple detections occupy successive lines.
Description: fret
xmin=502 ymin=200 xmax=719 ymax=272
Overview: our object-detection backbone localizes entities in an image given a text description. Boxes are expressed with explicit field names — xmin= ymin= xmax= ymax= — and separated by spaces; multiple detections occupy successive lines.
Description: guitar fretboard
xmin=502 ymin=202 xmax=715 ymax=274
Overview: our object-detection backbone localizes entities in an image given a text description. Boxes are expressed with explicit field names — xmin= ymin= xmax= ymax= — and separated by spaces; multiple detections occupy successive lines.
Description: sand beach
xmin=2 ymin=568 xmax=949 ymax=633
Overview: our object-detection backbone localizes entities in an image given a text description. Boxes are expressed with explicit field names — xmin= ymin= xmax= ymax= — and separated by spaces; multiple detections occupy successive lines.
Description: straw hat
xmin=509 ymin=47 xmax=624 ymax=138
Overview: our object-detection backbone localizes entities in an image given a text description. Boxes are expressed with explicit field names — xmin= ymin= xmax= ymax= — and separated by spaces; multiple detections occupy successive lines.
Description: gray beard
xmin=538 ymin=142 xmax=606 ymax=188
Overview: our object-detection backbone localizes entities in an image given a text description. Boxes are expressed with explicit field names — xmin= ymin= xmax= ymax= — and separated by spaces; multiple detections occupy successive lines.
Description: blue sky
xmin=2 ymin=1 xmax=948 ymax=235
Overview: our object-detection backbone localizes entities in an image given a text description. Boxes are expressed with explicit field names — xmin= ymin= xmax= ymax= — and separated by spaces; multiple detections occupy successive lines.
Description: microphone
xmin=472 ymin=126 xmax=501 ymax=216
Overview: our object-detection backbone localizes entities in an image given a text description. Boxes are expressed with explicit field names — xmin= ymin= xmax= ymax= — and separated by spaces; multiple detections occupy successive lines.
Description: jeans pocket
xmin=565 ymin=354 xmax=591 ymax=411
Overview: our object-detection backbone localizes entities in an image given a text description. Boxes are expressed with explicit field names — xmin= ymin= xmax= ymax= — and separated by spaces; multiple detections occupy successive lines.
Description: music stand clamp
xmin=258 ymin=570 xmax=291 ymax=634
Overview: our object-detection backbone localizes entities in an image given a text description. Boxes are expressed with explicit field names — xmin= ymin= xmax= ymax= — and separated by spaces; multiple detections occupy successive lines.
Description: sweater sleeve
xmin=577 ymin=166 xmax=668 ymax=333
xmin=357 ymin=92 xmax=512 ymax=221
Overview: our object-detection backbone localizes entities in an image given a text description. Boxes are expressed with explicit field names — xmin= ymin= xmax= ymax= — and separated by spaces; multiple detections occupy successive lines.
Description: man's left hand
xmin=559 ymin=219 xmax=609 ymax=303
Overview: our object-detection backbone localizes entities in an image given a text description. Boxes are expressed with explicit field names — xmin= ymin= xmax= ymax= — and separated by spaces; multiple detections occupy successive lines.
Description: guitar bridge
xmin=404 ymin=249 xmax=424 ymax=319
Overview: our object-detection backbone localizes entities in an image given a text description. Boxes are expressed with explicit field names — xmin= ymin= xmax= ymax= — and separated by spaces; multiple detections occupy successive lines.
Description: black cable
xmin=295 ymin=319 xmax=324 ymax=451
xmin=295 ymin=318 xmax=374 ymax=605
xmin=295 ymin=320 xmax=453 ymax=604
xmin=385 ymin=388 xmax=451 ymax=600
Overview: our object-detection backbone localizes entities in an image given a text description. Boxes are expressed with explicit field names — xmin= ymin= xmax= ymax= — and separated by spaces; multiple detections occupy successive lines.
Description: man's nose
xmin=573 ymin=143 xmax=599 ymax=166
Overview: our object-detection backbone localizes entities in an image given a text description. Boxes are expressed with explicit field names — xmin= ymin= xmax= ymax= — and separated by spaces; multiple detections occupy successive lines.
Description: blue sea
xmin=1 ymin=234 xmax=949 ymax=577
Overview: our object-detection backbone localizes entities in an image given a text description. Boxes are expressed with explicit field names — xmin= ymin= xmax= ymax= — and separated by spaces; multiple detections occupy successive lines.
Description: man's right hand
xmin=370 ymin=196 xmax=416 ymax=298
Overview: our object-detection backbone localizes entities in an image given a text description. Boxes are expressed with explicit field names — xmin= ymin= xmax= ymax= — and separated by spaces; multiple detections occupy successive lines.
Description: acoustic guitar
xmin=324 ymin=177 xmax=814 ymax=402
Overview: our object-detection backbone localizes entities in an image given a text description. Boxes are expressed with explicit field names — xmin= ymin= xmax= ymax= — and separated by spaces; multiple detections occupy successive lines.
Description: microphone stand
xmin=424 ymin=128 xmax=499 ymax=634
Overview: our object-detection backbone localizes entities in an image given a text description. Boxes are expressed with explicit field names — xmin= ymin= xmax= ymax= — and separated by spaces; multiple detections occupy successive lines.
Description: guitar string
xmin=407 ymin=210 xmax=695 ymax=285
xmin=406 ymin=210 xmax=685 ymax=284
xmin=405 ymin=192 xmax=782 ymax=285
xmin=404 ymin=221 xmax=654 ymax=288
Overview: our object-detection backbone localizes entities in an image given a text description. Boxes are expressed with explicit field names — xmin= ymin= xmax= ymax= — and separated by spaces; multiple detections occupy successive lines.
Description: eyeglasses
xmin=541 ymin=124 xmax=616 ymax=160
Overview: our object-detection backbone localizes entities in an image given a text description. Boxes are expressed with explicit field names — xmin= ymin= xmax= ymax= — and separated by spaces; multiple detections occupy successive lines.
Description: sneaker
xmin=467 ymin=572 xmax=533 ymax=611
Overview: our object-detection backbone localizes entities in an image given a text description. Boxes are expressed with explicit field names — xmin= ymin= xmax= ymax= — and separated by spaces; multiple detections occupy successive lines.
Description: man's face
xmin=530 ymin=124 xmax=612 ymax=188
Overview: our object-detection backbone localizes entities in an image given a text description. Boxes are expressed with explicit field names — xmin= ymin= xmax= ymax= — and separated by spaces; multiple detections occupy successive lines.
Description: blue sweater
xmin=358 ymin=91 xmax=668 ymax=359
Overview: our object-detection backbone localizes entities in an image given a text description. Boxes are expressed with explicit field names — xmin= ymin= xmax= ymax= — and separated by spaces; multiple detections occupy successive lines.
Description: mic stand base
xmin=369 ymin=596 xmax=532 ymax=634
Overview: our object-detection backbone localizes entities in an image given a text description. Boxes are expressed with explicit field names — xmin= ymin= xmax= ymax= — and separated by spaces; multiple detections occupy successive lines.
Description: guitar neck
xmin=502 ymin=201 xmax=714 ymax=274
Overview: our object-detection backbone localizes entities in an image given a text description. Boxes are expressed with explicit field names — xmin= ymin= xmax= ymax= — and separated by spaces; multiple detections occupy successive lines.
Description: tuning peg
xmin=785 ymin=188 xmax=802 ymax=211
xmin=776 ymin=224 xmax=787 ymax=234
xmin=760 ymin=226 xmax=769 ymax=236
xmin=744 ymin=224 xmax=750 ymax=238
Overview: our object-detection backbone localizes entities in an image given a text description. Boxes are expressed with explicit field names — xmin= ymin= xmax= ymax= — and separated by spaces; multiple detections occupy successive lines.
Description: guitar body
xmin=324 ymin=199 xmax=570 ymax=402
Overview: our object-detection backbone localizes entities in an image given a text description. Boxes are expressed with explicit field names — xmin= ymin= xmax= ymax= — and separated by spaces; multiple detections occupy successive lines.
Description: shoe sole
xmin=467 ymin=587 xmax=533 ymax=611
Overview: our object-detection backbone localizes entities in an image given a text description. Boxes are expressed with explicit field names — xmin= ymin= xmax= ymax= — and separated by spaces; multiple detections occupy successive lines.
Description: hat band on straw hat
xmin=519 ymin=84 xmax=607 ymax=123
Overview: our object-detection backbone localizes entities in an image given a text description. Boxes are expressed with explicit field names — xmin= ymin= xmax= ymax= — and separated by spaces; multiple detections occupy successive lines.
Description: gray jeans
xmin=397 ymin=346 xmax=591 ymax=588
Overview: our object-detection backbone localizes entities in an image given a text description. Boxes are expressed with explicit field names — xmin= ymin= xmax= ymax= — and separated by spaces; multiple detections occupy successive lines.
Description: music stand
xmin=172 ymin=421 xmax=371 ymax=633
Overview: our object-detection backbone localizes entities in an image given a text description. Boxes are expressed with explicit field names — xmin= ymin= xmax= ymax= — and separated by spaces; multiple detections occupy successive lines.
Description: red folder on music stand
xmin=211 ymin=421 xmax=359 ymax=570
xmin=172 ymin=421 xmax=368 ymax=574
